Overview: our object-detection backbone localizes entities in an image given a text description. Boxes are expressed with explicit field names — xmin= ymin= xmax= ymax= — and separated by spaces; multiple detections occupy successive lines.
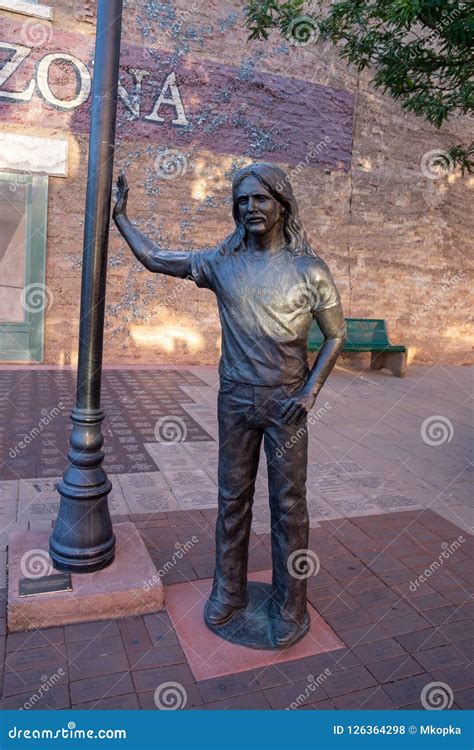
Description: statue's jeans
xmin=210 ymin=378 xmax=310 ymax=625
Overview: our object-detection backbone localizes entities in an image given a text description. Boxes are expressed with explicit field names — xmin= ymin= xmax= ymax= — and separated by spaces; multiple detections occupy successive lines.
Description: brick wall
xmin=0 ymin=0 xmax=472 ymax=366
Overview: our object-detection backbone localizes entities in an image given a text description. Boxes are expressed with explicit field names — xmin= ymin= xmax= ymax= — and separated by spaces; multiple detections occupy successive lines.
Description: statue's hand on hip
xmin=280 ymin=386 xmax=316 ymax=425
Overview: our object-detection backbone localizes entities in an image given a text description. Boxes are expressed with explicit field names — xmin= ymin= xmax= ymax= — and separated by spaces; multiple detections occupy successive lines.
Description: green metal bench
xmin=308 ymin=317 xmax=407 ymax=377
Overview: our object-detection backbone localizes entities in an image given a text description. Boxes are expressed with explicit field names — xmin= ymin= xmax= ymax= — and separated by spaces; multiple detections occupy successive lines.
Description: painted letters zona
xmin=0 ymin=42 xmax=187 ymax=123
xmin=0 ymin=19 xmax=354 ymax=168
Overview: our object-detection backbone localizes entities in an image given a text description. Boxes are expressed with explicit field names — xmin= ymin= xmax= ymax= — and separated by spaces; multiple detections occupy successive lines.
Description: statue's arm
xmin=112 ymin=174 xmax=192 ymax=278
xmin=281 ymin=303 xmax=346 ymax=425
xmin=305 ymin=303 xmax=347 ymax=398
xmin=114 ymin=213 xmax=192 ymax=277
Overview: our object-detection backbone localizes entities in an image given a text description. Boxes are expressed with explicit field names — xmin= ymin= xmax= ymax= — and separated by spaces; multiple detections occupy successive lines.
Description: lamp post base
xmin=49 ymin=407 xmax=115 ymax=574
xmin=49 ymin=521 xmax=116 ymax=573
xmin=10 ymin=522 xmax=161 ymax=632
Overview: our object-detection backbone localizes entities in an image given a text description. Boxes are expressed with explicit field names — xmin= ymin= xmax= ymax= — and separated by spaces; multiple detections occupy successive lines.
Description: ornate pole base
xmin=49 ymin=408 xmax=115 ymax=573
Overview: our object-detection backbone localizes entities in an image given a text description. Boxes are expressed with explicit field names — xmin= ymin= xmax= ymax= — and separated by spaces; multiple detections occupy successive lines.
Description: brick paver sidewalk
xmin=0 ymin=365 xmax=471 ymax=710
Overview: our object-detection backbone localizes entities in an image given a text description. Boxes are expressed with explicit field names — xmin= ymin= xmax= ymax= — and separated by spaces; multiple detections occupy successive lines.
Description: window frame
xmin=0 ymin=171 xmax=48 ymax=362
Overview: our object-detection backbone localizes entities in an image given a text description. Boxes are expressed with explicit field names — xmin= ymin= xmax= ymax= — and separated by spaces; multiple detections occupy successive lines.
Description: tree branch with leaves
xmin=245 ymin=0 xmax=473 ymax=173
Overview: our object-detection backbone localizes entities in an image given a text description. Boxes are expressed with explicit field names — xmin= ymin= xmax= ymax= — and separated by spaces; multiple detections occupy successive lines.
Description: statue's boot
xmin=204 ymin=598 xmax=245 ymax=626
xmin=271 ymin=611 xmax=310 ymax=648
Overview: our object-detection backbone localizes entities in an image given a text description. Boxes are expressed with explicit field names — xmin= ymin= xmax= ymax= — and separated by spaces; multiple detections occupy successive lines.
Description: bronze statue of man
xmin=113 ymin=162 xmax=346 ymax=649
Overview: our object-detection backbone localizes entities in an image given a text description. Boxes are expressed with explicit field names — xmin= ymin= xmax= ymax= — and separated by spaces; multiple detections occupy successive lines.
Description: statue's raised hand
xmin=113 ymin=173 xmax=129 ymax=220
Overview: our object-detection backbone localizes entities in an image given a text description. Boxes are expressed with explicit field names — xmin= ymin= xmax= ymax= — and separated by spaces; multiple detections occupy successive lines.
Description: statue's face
xmin=235 ymin=176 xmax=283 ymax=236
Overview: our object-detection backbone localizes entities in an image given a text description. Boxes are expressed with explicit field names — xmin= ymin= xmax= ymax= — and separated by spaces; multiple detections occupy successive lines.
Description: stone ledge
xmin=0 ymin=133 xmax=68 ymax=177
xmin=7 ymin=522 xmax=164 ymax=632
xmin=0 ymin=1 xmax=53 ymax=20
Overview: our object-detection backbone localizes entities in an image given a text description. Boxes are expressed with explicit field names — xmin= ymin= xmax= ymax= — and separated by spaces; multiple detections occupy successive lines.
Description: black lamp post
xmin=49 ymin=0 xmax=123 ymax=572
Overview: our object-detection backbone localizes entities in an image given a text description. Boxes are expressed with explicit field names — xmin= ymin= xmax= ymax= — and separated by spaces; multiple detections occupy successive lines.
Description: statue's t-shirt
xmin=190 ymin=245 xmax=341 ymax=385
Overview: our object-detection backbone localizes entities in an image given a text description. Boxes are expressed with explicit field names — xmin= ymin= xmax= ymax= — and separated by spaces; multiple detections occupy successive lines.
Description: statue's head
xmin=223 ymin=162 xmax=315 ymax=257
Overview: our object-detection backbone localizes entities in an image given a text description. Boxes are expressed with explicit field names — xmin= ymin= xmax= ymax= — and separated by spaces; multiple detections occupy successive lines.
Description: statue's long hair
xmin=220 ymin=162 xmax=318 ymax=258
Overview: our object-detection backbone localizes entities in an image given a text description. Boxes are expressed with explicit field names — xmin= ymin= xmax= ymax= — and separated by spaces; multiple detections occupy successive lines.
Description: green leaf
xmin=243 ymin=0 xmax=473 ymax=145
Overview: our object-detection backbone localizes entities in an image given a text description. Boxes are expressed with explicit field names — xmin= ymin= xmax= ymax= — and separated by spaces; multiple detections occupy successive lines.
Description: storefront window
xmin=0 ymin=172 xmax=48 ymax=361
xmin=0 ymin=178 xmax=27 ymax=322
